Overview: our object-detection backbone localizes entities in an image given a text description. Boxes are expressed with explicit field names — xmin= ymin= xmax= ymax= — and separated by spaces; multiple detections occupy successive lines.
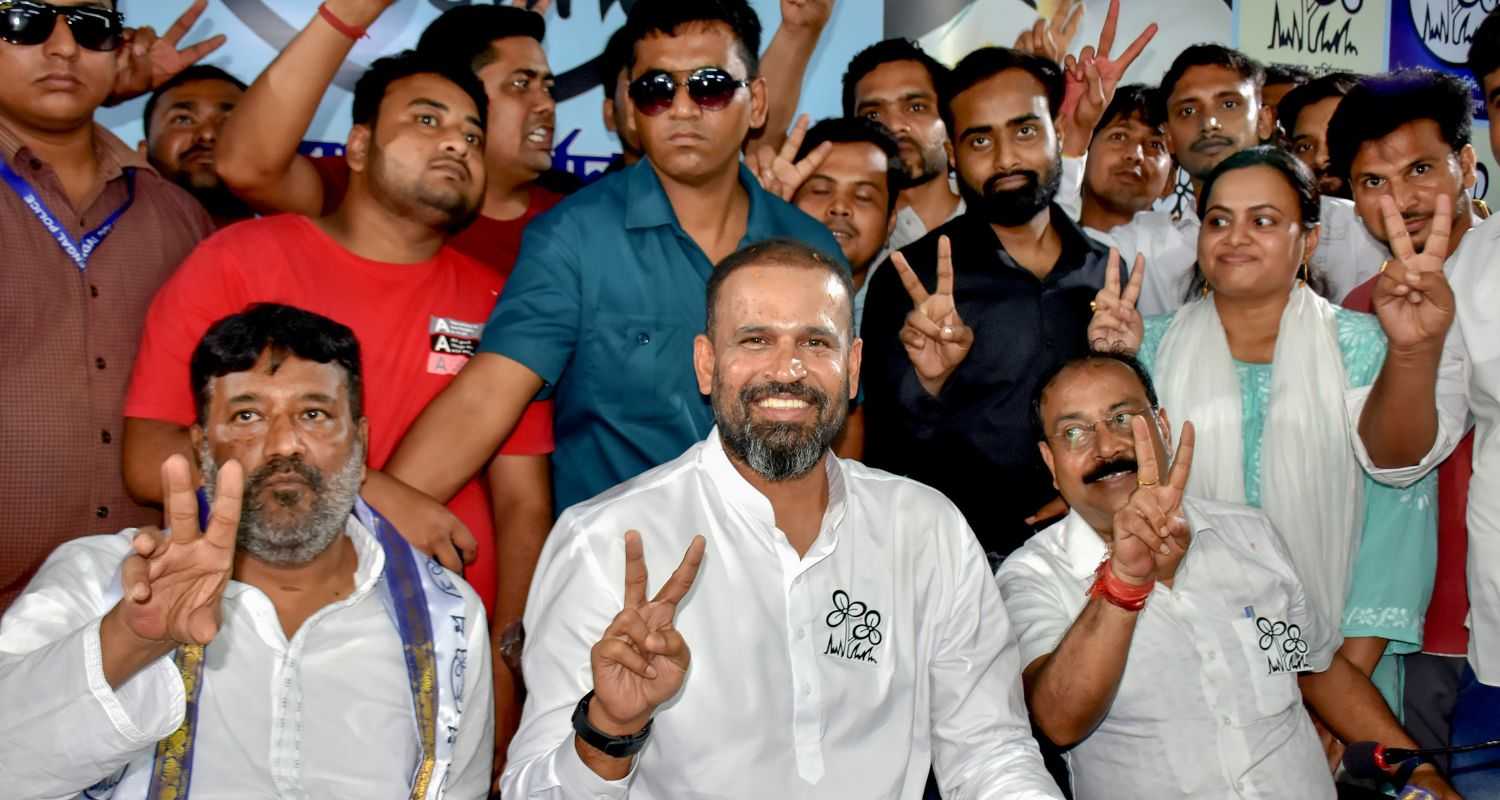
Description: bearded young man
xmin=0 ymin=304 xmax=493 ymax=798
xmin=503 ymin=239 xmax=1060 ymax=798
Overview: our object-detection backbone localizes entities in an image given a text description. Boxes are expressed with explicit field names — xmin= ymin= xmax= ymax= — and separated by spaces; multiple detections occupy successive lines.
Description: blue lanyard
xmin=0 ymin=158 xmax=134 ymax=272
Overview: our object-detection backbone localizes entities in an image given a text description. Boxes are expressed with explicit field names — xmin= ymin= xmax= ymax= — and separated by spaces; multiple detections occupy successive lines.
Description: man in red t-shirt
xmin=215 ymin=3 xmax=565 ymax=276
xmin=123 ymin=52 xmax=550 ymax=617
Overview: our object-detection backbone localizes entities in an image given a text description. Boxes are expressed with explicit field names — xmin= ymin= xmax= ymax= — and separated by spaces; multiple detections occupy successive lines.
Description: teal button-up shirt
xmin=480 ymin=159 xmax=848 ymax=514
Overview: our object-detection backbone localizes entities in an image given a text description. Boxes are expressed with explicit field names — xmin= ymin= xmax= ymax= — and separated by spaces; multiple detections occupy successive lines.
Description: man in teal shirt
xmin=386 ymin=0 xmax=845 ymax=514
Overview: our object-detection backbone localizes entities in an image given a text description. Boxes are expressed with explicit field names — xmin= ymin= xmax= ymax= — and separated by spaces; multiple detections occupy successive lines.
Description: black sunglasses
xmin=627 ymin=67 xmax=749 ymax=116
xmin=0 ymin=1 xmax=124 ymax=52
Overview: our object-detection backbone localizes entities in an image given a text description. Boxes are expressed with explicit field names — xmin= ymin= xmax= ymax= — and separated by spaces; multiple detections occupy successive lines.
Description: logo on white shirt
xmin=822 ymin=590 xmax=884 ymax=664
xmin=1253 ymin=615 xmax=1312 ymax=675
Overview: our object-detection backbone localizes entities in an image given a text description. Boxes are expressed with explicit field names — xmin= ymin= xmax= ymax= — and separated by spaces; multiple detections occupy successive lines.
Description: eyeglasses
xmin=1048 ymin=409 xmax=1150 ymax=453
xmin=0 ymin=1 xmax=124 ymax=52
xmin=627 ymin=67 xmax=748 ymax=116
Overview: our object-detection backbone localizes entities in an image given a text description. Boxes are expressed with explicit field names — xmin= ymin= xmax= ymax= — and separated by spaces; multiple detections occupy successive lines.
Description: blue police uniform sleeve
xmin=478 ymin=211 xmax=584 ymax=392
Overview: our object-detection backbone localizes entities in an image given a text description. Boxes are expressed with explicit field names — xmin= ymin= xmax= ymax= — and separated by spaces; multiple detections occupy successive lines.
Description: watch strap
xmin=572 ymin=690 xmax=652 ymax=758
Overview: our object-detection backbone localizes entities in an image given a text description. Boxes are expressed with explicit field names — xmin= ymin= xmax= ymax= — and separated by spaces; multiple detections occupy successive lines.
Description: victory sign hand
xmin=1110 ymin=417 xmax=1194 ymax=585
xmin=589 ymin=531 xmax=706 ymax=736
xmin=1371 ymin=193 xmax=1457 ymax=353
xmin=1059 ymin=0 xmax=1157 ymax=156
xmin=748 ymin=114 xmax=833 ymax=202
xmin=892 ymin=236 xmax=974 ymax=398
xmin=1088 ymin=249 xmax=1146 ymax=354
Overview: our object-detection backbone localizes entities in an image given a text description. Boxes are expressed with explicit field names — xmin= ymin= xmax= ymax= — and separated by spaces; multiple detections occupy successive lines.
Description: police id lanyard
xmin=0 ymin=158 xmax=134 ymax=272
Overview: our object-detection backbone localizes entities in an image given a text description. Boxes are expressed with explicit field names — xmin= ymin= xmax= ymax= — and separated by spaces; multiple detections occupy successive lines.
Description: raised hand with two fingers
xmin=891 ymin=236 xmax=974 ymax=398
xmin=1110 ymin=417 xmax=1195 ymax=586
xmin=110 ymin=0 xmax=228 ymax=104
xmin=747 ymin=114 xmax=833 ymax=202
xmin=1058 ymin=0 xmax=1158 ymax=156
xmin=588 ymin=531 xmax=707 ymax=739
xmin=1087 ymin=250 xmax=1145 ymax=354
xmin=1370 ymin=193 xmax=1457 ymax=353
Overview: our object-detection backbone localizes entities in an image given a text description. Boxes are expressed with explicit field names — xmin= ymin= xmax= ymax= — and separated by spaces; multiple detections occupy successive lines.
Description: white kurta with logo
xmin=503 ymin=430 xmax=1062 ymax=800
xmin=996 ymin=497 xmax=1340 ymax=800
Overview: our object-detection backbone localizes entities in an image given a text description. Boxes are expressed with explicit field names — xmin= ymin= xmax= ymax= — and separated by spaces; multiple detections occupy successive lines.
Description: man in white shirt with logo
xmin=0 ymin=304 xmax=492 ymax=799
xmin=998 ymin=351 xmax=1455 ymax=799
xmin=503 ymin=239 xmax=1061 ymax=799
xmin=1095 ymin=44 xmax=1387 ymax=314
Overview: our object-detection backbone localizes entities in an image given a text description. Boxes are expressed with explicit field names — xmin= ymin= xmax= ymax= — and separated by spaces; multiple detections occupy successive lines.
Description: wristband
xmin=1089 ymin=559 xmax=1154 ymax=612
xmin=572 ymin=690 xmax=652 ymax=758
xmin=318 ymin=3 xmax=368 ymax=40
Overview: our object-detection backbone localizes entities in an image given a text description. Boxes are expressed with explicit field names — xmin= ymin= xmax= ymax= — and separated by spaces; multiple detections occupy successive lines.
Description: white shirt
xmin=1348 ymin=211 xmax=1500 ymax=685
xmin=0 ymin=517 xmax=493 ymax=800
xmin=503 ymin=431 xmax=1062 ymax=800
xmin=1090 ymin=196 xmax=1388 ymax=315
xmin=996 ymin=497 xmax=1340 ymax=800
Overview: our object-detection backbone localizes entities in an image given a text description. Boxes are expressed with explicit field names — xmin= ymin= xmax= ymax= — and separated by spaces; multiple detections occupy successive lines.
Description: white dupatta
xmin=1154 ymin=285 xmax=1363 ymax=626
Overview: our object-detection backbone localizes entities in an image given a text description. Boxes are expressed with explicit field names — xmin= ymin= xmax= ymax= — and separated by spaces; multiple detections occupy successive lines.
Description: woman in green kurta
xmin=1089 ymin=147 xmax=1435 ymax=715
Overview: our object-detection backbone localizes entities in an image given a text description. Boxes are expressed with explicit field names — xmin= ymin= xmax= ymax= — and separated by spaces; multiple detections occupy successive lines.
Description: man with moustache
xmin=0 ymin=0 xmax=218 ymax=614
xmin=1101 ymin=45 xmax=1387 ymax=314
xmin=996 ymin=352 xmax=1457 ymax=800
xmin=762 ymin=116 xmax=905 ymax=331
xmin=1278 ymin=72 xmax=1358 ymax=200
xmin=1326 ymin=67 xmax=1488 ymax=775
xmin=1078 ymin=84 xmax=1173 ymax=237
xmin=503 ymin=239 xmax=1061 ymax=799
xmin=0 ymin=304 xmax=493 ymax=798
xmin=843 ymin=38 xmax=964 ymax=253
xmin=860 ymin=47 xmax=1116 ymax=559
xmin=386 ymin=1 xmax=843 ymax=527
xmin=139 ymin=64 xmax=253 ymax=228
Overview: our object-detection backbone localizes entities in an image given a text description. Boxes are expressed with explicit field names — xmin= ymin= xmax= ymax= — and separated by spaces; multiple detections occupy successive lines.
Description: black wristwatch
xmin=572 ymin=690 xmax=652 ymax=758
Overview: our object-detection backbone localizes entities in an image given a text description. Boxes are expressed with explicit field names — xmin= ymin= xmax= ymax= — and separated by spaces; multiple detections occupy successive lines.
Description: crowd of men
xmin=0 ymin=0 xmax=1498 ymax=797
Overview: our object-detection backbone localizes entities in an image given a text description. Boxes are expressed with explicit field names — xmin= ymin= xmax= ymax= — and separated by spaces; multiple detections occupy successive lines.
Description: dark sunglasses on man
xmin=627 ymin=67 xmax=749 ymax=117
xmin=0 ymin=0 xmax=124 ymax=52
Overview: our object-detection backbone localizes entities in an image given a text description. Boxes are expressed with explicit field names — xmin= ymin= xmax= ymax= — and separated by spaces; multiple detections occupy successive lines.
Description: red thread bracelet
xmin=318 ymin=3 xmax=368 ymax=40
xmin=1089 ymin=560 xmax=1154 ymax=612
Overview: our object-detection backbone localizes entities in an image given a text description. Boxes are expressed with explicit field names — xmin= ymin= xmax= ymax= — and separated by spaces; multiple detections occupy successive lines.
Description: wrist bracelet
xmin=318 ymin=3 xmax=368 ymax=40
xmin=1089 ymin=559 xmax=1154 ymax=612
xmin=572 ymin=690 xmax=652 ymax=758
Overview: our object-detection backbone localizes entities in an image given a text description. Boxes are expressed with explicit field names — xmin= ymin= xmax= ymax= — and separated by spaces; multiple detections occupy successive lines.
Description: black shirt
xmin=861 ymin=205 xmax=1116 ymax=557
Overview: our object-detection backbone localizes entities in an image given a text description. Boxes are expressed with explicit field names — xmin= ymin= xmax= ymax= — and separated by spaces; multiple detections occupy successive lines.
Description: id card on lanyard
xmin=0 ymin=158 xmax=134 ymax=272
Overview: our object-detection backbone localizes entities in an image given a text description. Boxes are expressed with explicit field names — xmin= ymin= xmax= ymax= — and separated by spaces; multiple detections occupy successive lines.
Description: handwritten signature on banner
xmin=1406 ymin=0 xmax=1500 ymax=63
xmin=1236 ymin=0 xmax=1388 ymax=73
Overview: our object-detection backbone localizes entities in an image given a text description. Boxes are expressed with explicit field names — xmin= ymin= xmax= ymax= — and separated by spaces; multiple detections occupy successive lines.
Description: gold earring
xmin=1297 ymin=262 xmax=1308 ymax=289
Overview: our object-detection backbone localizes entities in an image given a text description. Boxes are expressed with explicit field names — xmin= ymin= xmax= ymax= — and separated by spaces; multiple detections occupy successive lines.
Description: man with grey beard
xmin=504 ymin=240 xmax=1060 ymax=798
xmin=0 ymin=304 xmax=494 ymax=799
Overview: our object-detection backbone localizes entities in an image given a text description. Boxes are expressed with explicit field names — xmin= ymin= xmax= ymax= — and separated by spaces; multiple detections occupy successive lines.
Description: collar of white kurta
xmin=698 ymin=428 xmax=850 ymax=548
xmin=89 ymin=501 xmax=470 ymax=800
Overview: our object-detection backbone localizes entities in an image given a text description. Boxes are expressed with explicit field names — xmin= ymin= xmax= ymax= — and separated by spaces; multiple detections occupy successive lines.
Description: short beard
xmin=368 ymin=140 xmax=480 ymax=234
xmin=961 ymin=153 xmax=1063 ymax=227
xmin=903 ymin=142 xmax=949 ymax=186
xmin=198 ymin=440 xmax=365 ymax=566
xmin=713 ymin=378 xmax=847 ymax=482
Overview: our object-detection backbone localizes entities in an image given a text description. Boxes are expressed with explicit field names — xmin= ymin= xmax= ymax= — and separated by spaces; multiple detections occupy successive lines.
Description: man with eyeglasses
xmin=385 ymin=0 xmax=844 ymax=525
xmin=996 ymin=351 xmax=1458 ymax=799
xmin=0 ymin=0 xmax=224 ymax=613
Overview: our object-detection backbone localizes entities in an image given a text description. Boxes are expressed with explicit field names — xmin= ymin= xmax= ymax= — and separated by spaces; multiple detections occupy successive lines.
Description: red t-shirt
xmin=124 ymin=214 xmax=554 ymax=614
xmin=1345 ymin=275 xmax=1471 ymax=655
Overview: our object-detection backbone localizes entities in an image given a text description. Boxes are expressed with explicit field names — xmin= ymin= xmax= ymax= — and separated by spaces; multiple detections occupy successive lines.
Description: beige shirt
xmin=0 ymin=118 xmax=212 ymax=611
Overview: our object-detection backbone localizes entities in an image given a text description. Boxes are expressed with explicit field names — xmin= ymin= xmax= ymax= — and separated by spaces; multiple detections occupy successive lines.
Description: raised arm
xmin=215 ymin=0 xmax=396 ymax=216
xmin=747 ymin=0 xmax=834 ymax=153
xmin=1358 ymin=195 xmax=1458 ymax=467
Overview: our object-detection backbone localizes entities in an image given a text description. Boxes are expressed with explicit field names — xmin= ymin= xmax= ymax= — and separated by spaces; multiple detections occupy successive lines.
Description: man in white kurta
xmin=503 ymin=240 xmax=1061 ymax=799
xmin=0 ymin=305 xmax=492 ymax=799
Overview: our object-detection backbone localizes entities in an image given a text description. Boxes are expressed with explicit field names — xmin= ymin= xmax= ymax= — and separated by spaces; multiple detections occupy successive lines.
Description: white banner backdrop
xmin=101 ymin=0 xmax=881 ymax=177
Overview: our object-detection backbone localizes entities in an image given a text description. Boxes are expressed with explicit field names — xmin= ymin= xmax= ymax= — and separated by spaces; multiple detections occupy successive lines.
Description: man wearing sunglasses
xmin=0 ymin=0 xmax=217 ymax=613
xmin=385 ymin=0 xmax=845 ymax=540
